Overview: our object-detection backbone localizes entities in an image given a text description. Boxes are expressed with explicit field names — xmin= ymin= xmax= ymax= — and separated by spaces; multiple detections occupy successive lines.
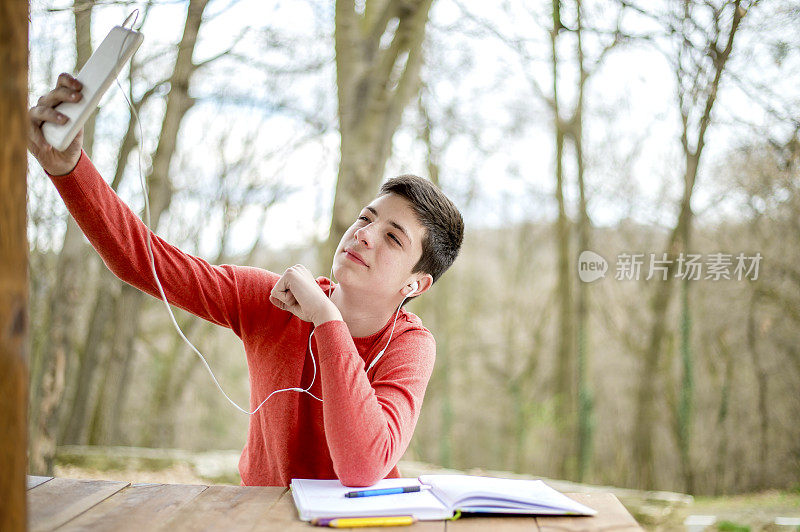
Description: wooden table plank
xmin=27 ymin=477 xmax=129 ymax=532
xmin=536 ymin=493 xmax=642 ymax=531
xmin=26 ymin=478 xmax=642 ymax=531
xmin=448 ymin=515 xmax=540 ymax=531
xmin=261 ymin=490 xmax=314 ymax=531
xmin=158 ymin=485 xmax=285 ymax=532
xmin=57 ymin=483 xmax=207 ymax=531
xmin=268 ymin=489 xmax=445 ymax=531
xmin=27 ymin=476 xmax=53 ymax=490
xmin=406 ymin=518 xmax=447 ymax=531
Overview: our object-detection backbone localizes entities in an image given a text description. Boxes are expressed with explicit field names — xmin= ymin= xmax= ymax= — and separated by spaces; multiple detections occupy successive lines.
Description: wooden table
xmin=27 ymin=476 xmax=642 ymax=531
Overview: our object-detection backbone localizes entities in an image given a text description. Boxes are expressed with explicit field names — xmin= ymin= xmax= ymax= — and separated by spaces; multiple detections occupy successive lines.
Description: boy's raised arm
xmin=52 ymin=150 xmax=248 ymax=331
xmin=29 ymin=74 xmax=251 ymax=335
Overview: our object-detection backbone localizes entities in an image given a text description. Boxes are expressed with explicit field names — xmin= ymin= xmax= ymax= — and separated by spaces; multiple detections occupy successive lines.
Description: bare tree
xmin=721 ymin=132 xmax=800 ymax=490
xmin=548 ymin=0 xmax=578 ymax=479
xmin=29 ymin=0 xmax=98 ymax=474
xmin=573 ymin=0 xmax=594 ymax=482
xmin=323 ymin=0 xmax=436 ymax=265
xmin=630 ymin=0 xmax=750 ymax=491
xmin=455 ymin=0 xmax=628 ymax=480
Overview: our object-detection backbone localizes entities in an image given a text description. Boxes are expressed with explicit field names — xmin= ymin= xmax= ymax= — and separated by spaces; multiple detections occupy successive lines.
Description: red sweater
xmin=48 ymin=151 xmax=436 ymax=487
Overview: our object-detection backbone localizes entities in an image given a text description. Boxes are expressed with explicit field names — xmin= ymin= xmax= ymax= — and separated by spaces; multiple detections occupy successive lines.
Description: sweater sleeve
xmin=313 ymin=320 xmax=436 ymax=487
xmin=47 ymin=150 xmax=249 ymax=336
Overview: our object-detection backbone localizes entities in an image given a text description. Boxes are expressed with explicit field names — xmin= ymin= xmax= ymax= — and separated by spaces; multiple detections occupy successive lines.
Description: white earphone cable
xmin=114 ymin=11 xmax=320 ymax=415
xmin=365 ymin=291 xmax=411 ymax=373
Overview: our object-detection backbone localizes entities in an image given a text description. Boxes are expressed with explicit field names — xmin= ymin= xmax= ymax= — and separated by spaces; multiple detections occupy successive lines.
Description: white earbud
xmin=408 ymin=281 xmax=419 ymax=296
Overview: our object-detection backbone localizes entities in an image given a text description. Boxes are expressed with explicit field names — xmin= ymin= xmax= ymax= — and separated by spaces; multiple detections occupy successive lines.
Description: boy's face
xmin=332 ymin=192 xmax=427 ymax=300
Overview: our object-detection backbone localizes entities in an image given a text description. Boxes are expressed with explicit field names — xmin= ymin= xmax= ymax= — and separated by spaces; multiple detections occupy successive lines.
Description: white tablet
xmin=42 ymin=25 xmax=143 ymax=151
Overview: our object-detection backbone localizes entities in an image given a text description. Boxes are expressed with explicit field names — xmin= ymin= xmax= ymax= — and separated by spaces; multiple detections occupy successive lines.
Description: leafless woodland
xmin=25 ymin=0 xmax=800 ymax=495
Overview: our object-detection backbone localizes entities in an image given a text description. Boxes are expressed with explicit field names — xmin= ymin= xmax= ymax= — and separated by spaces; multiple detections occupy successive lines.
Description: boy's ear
xmin=406 ymin=274 xmax=433 ymax=297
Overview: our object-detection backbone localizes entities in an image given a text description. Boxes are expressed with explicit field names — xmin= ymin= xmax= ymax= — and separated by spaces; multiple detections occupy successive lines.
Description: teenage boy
xmin=28 ymin=73 xmax=464 ymax=487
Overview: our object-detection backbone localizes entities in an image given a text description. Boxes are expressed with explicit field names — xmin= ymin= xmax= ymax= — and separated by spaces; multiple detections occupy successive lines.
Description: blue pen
xmin=345 ymin=486 xmax=422 ymax=498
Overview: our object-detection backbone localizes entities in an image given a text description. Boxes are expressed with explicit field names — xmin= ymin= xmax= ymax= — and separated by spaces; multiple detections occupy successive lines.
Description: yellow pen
xmin=312 ymin=516 xmax=417 ymax=527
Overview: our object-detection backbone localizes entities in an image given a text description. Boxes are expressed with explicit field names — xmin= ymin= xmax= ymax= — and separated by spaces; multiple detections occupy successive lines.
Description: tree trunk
xmin=51 ymin=0 xmax=98 ymax=448
xmin=74 ymin=0 xmax=96 ymax=157
xmin=141 ymin=314 xmax=203 ymax=447
xmin=323 ymin=0 xmax=435 ymax=266
xmin=60 ymin=277 xmax=116 ymax=444
xmin=746 ymin=293 xmax=769 ymax=490
xmin=631 ymin=156 xmax=695 ymax=488
xmin=0 ymin=1 xmax=30 ymax=528
xmin=550 ymin=0 xmax=576 ymax=480
xmin=677 ymin=250 xmax=695 ymax=494
xmin=631 ymin=1 xmax=744 ymax=489
xmin=432 ymin=274 xmax=454 ymax=468
xmin=29 ymin=0 xmax=99 ymax=472
xmin=714 ymin=331 xmax=732 ymax=495
xmin=87 ymin=285 xmax=142 ymax=444
xmin=572 ymin=0 xmax=594 ymax=483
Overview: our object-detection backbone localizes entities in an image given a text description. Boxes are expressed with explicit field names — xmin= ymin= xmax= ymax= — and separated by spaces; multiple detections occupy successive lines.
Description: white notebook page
xmin=290 ymin=478 xmax=451 ymax=521
xmin=419 ymin=475 xmax=597 ymax=516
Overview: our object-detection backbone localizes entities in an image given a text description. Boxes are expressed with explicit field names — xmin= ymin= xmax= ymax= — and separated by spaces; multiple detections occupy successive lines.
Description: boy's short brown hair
xmin=379 ymin=175 xmax=464 ymax=290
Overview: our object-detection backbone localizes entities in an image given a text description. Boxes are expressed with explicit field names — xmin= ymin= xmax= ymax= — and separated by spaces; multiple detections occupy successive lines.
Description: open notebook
xmin=290 ymin=475 xmax=596 ymax=521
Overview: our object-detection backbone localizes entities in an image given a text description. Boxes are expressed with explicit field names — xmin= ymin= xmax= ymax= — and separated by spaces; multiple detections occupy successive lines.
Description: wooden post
xmin=0 ymin=0 xmax=30 ymax=530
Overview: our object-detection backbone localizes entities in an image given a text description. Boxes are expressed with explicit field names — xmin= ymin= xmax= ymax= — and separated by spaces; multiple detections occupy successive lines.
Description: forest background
xmin=26 ymin=0 xmax=800 ymax=498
